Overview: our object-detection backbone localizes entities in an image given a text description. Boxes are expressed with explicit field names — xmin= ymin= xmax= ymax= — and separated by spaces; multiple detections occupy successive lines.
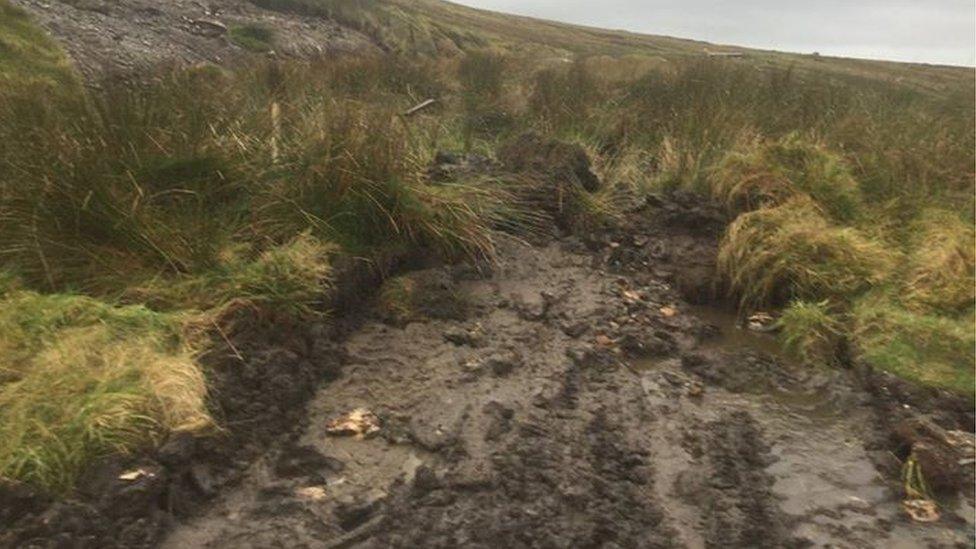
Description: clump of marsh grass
xmin=777 ymin=300 xmax=844 ymax=365
xmin=129 ymin=232 xmax=336 ymax=317
xmin=718 ymin=197 xmax=896 ymax=310
xmin=901 ymin=209 xmax=975 ymax=314
xmin=710 ymin=134 xmax=862 ymax=221
xmin=0 ymin=292 xmax=209 ymax=492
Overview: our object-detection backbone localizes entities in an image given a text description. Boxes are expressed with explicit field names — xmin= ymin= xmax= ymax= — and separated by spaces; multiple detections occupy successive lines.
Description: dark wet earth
xmin=161 ymin=201 xmax=975 ymax=549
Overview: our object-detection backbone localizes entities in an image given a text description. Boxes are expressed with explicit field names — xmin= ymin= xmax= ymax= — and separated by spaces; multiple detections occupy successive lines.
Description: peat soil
xmin=149 ymin=193 xmax=974 ymax=549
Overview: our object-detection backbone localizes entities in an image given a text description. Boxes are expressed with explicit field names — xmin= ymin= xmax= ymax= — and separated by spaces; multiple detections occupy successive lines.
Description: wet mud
xmin=5 ymin=193 xmax=974 ymax=548
xmin=161 ymin=196 xmax=973 ymax=548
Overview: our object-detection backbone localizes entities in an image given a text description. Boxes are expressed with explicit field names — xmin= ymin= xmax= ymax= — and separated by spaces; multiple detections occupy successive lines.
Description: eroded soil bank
xmin=151 ymin=195 xmax=973 ymax=549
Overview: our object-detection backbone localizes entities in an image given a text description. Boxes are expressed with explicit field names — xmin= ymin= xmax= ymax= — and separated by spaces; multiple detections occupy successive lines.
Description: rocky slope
xmin=10 ymin=0 xmax=374 ymax=81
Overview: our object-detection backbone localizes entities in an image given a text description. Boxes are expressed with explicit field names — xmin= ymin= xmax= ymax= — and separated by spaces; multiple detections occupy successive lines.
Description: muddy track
xmin=157 ymin=196 xmax=973 ymax=549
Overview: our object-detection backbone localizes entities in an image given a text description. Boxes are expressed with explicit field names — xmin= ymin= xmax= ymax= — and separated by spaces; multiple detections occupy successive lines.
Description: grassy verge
xmin=0 ymin=46 xmax=534 ymax=491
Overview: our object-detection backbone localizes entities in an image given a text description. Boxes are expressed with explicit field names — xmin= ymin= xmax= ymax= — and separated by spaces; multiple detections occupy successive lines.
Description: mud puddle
xmin=161 ymin=201 xmax=974 ymax=548
xmin=639 ymin=305 xmax=974 ymax=548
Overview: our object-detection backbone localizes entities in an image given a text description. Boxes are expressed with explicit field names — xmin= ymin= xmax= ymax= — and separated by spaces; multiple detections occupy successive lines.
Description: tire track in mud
xmin=163 ymin=196 xmax=975 ymax=549
xmin=694 ymin=412 xmax=786 ymax=548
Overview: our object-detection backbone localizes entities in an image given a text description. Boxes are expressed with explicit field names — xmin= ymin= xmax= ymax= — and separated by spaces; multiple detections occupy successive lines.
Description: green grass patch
xmin=0 ymin=0 xmax=78 ymax=94
xmin=777 ymin=300 xmax=844 ymax=366
xmin=0 ymin=291 xmax=209 ymax=493
xmin=853 ymin=296 xmax=975 ymax=396
xmin=229 ymin=23 xmax=276 ymax=52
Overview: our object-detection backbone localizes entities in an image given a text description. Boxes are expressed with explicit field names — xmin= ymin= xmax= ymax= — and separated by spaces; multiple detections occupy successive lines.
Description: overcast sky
xmin=452 ymin=0 xmax=976 ymax=66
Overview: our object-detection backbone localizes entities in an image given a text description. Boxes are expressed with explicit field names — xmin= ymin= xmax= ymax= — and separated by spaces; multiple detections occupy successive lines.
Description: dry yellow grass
xmin=0 ymin=292 xmax=209 ymax=492
xmin=902 ymin=210 xmax=975 ymax=314
xmin=710 ymin=135 xmax=862 ymax=221
xmin=718 ymin=196 xmax=897 ymax=309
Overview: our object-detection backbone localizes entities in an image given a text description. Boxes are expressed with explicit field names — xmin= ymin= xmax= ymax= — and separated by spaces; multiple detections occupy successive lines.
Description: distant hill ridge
xmin=9 ymin=0 xmax=974 ymax=91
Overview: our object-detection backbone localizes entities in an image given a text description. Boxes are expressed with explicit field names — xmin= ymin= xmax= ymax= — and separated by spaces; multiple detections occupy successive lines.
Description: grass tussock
xmin=777 ymin=300 xmax=844 ymax=365
xmin=129 ymin=232 xmax=336 ymax=317
xmin=718 ymin=197 xmax=896 ymax=309
xmin=0 ymin=291 xmax=208 ymax=492
xmin=901 ymin=210 xmax=975 ymax=314
xmin=710 ymin=134 xmax=862 ymax=221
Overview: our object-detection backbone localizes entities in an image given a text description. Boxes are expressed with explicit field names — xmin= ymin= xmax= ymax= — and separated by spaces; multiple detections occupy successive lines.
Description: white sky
xmin=451 ymin=0 xmax=976 ymax=66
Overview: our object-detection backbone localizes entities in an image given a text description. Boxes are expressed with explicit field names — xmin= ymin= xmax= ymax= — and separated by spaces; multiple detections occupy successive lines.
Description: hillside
xmin=319 ymin=0 xmax=973 ymax=92
xmin=10 ymin=0 xmax=974 ymax=94
xmin=2 ymin=1 xmax=975 ymax=547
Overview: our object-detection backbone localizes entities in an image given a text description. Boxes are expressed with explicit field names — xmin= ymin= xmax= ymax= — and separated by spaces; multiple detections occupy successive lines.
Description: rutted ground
xmin=162 ymin=196 xmax=975 ymax=549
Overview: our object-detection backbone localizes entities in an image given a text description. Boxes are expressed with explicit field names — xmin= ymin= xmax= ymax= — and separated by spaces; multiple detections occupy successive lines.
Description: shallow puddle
xmin=637 ymin=303 xmax=976 ymax=548
xmin=686 ymin=304 xmax=785 ymax=357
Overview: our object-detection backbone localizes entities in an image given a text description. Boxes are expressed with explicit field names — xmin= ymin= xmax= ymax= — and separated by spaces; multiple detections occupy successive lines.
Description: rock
xmin=561 ymin=321 xmax=589 ymax=338
xmin=190 ymin=19 xmax=228 ymax=35
xmin=443 ymin=326 xmax=484 ymax=347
